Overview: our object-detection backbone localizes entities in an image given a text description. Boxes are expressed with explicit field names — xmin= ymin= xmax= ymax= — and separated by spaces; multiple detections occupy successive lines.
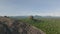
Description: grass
xmin=19 ymin=18 xmax=60 ymax=34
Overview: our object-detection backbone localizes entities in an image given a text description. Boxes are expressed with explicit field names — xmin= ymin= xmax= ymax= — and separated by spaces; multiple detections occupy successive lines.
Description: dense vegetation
xmin=19 ymin=18 xmax=60 ymax=34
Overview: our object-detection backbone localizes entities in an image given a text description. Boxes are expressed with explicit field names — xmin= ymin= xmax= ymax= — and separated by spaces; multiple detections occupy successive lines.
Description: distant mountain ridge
xmin=9 ymin=16 xmax=60 ymax=19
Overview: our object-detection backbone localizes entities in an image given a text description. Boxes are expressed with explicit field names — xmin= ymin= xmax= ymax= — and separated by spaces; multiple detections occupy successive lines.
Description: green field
xmin=19 ymin=18 xmax=60 ymax=34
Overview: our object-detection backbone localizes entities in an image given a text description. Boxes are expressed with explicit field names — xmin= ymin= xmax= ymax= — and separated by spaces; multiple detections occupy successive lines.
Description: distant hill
xmin=9 ymin=16 xmax=28 ymax=20
xmin=9 ymin=16 xmax=60 ymax=20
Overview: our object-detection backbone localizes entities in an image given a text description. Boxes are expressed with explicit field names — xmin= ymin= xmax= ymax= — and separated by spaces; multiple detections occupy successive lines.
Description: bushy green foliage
xmin=19 ymin=18 xmax=60 ymax=34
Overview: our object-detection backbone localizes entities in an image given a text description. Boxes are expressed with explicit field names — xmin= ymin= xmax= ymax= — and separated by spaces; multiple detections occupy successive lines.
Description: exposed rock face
xmin=0 ymin=22 xmax=11 ymax=34
xmin=0 ymin=17 xmax=45 ymax=34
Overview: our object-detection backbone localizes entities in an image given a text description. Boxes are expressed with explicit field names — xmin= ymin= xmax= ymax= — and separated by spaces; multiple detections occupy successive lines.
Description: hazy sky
xmin=0 ymin=0 xmax=60 ymax=16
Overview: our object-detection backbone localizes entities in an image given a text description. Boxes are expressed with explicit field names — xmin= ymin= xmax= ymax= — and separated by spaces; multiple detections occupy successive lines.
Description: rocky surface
xmin=0 ymin=17 xmax=45 ymax=34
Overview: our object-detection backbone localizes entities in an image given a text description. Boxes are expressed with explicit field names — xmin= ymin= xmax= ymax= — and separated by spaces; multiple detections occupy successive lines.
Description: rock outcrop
xmin=0 ymin=17 xmax=45 ymax=34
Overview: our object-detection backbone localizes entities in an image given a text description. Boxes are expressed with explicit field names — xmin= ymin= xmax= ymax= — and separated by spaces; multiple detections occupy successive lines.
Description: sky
xmin=0 ymin=0 xmax=60 ymax=16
